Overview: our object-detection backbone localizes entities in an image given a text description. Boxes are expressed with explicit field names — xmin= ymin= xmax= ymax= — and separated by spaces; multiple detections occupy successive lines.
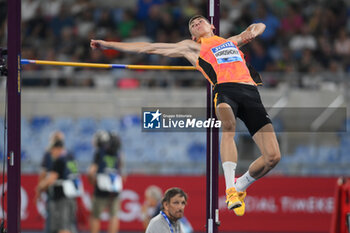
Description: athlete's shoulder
xmin=178 ymin=39 xmax=198 ymax=47
xmin=225 ymin=37 xmax=238 ymax=45
xmin=178 ymin=39 xmax=194 ymax=44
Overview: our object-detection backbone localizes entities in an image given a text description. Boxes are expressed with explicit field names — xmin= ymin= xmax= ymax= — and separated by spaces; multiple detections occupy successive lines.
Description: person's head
xmin=93 ymin=130 xmax=110 ymax=149
xmin=48 ymin=131 xmax=65 ymax=149
xmin=107 ymin=131 xmax=121 ymax=155
xmin=50 ymin=140 xmax=65 ymax=159
xmin=145 ymin=185 xmax=163 ymax=207
xmin=188 ymin=15 xmax=215 ymax=41
xmin=161 ymin=187 xmax=187 ymax=221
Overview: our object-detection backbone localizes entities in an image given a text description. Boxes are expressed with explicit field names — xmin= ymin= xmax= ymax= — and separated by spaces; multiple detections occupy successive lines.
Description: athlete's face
xmin=189 ymin=17 xmax=214 ymax=41
xmin=163 ymin=194 xmax=187 ymax=221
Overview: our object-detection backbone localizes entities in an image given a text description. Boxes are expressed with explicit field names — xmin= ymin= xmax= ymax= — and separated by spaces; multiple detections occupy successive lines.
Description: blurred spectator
xmin=280 ymin=3 xmax=304 ymax=38
xmin=288 ymin=25 xmax=317 ymax=59
xmin=57 ymin=27 xmax=78 ymax=60
xmin=308 ymin=6 xmax=323 ymax=35
xmin=38 ymin=131 xmax=67 ymax=184
xmin=298 ymin=49 xmax=315 ymax=73
xmin=88 ymin=130 xmax=125 ymax=233
xmin=118 ymin=10 xmax=137 ymax=39
xmin=315 ymin=34 xmax=333 ymax=68
xmin=145 ymin=5 xmax=162 ymax=41
xmin=232 ymin=5 xmax=253 ymax=35
xmin=275 ymin=48 xmax=295 ymax=73
xmin=248 ymin=40 xmax=274 ymax=72
xmin=21 ymin=0 xmax=40 ymax=22
xmin=76 ymin=9 xmax=95 ymax=38
xmin=159 ymin=11 xmax=179 ymax=37
xmin=36 ymin=131 xmax=65 ymax=233
xmin=182 ymin=0 xmax=200 ymax=19
xmin=96 ymin=9 xmax=116 ymax=31
xmin=70 ymin=0 xmax=92 ymax=17
xmin=136 ymin=0 xmax=163 ymax=21
xmin=36 ymin=139 xmax=80 ymax=233
xmin=253 ymin=3 xmax=280 ymax=42
xmin=24 ymin=6 xmax=49 ymax=41
xmin=36 ymin=131 xmax=77 ymax=233
xmin=334 ymin=29 xmax=350 ymax=57
xmin=41 ymin=0 xmax=63 ymax=19
xmin=0 ymin=0 xmax=6 ymax=26
xmin=50 ymin=4 xmax=75 ymax=39
xmin=219 ymin=8 xmax=233 ymax=38
xmin=141 ymin=185 xmax=163 ymax=229
xmin=225 ymin=0 xmax=243 ymax=25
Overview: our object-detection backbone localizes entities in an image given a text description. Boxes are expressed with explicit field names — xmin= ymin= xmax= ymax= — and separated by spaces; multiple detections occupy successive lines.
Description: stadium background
xmin=0 ymin=0 xmax=350 ymax=232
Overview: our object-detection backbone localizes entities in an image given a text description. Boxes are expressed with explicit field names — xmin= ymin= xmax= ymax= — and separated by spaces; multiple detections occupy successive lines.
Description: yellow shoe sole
xmin=227 ymin=200 xmax=242 ymax=210
xmin=233 ymin=191 xmax=247 ymax=216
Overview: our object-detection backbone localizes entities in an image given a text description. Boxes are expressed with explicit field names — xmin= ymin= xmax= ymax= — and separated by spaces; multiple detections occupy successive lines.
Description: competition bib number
xmin=211 ymin=41 xmax=243 ymax=64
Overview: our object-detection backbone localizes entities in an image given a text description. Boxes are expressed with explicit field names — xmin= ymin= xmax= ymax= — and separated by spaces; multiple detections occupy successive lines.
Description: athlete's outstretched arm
xmin=91 ymin=39 xmax=192 ymax=54
xmin=90 ymin=39 xmax=200 ymax=65
xmin=228 ymin=23 xmax=266 ymax=47
xmin=91 ymin=40 xmax=156 ymax=53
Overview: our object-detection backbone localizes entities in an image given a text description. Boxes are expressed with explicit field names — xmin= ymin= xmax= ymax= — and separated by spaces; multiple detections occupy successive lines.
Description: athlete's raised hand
xmin=90 ymin=39 xmax=109 ymax=50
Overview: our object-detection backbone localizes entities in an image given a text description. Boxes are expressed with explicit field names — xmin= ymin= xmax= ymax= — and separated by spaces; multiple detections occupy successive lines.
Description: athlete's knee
xmin=264 ymin=148 xmax=281 ymax=168
xmin=221 ymin=120 xmax=236 ymax=133
xmin=263 ymin=147 xmax=281 ymax=168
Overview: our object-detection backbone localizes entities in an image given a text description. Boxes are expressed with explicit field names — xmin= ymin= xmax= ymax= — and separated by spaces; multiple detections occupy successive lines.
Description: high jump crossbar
xmin=21 ymin=59 xmax=196 ymax=70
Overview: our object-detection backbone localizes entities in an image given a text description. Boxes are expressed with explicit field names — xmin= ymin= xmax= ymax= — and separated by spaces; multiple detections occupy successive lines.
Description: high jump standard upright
xmin=7 ymin=0 xmax=21 ymax=231
xmin=206 ymin=1 xmax=220 ymax=233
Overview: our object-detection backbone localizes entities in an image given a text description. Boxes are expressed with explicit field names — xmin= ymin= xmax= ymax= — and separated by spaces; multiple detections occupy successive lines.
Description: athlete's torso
xmin=195 ymin=36 xmax=256 ymax=86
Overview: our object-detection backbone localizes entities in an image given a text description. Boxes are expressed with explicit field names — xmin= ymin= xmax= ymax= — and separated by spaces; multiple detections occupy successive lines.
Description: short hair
xmin=51 ymin=140 xmax=64 ymax=149
xmin=161 ymin=187 xmax=188 ymax=210
xmin=188 ymin=15 xmax=210 ymax=29
xmin=93 ymin=130 xmax=110 ymax=149
xmin=48 ymin=131 xmax=65 ymax=149
xmin=145 ymin=185 xmax=163 ymax=202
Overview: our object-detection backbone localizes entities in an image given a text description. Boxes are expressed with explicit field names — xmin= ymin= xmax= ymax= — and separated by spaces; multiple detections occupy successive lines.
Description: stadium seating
xmin=0 ymin=116 xmax=349 ymax=175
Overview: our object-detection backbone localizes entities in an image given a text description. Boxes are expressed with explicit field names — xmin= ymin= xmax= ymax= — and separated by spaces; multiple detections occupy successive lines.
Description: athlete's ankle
xmin=235 ymin=171 xmax=256 ymax=192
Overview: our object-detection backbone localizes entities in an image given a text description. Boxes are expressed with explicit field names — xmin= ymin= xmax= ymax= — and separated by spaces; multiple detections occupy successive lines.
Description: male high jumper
xmin=91 ymin=15 xmax=281 ymax=216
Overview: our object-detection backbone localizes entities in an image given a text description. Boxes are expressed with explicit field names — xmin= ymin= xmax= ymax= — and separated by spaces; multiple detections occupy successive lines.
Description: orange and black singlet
xmin=195 ymin=36 xmax=258 ymax=87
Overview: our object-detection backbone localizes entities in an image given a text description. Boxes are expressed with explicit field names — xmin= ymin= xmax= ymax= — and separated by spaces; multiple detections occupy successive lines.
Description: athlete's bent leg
xmin=250 ymin=123 xmax=281 ymax=179
xmin=233 ymin=124 xmax=280 ymax=215
xmin=236 ymin=124 xmax=280 ymax=193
